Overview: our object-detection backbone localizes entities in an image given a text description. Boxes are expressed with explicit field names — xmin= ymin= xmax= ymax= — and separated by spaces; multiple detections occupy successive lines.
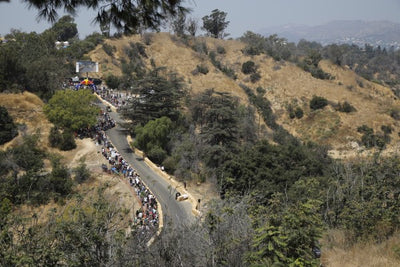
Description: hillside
xmin=89 ymin=32 xmax=400 ymax=158
xmin=0 ymin=92 xmax=140 ymax=243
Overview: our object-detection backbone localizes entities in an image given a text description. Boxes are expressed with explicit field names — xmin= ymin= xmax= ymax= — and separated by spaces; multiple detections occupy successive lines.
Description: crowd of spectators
xmin=92 ymin=107 xmax=159 ymax=233
xmin=95 ymin=86 xmax=130 ymax=110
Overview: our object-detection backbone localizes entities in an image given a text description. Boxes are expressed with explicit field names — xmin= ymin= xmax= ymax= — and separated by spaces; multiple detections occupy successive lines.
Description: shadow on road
xmin=122 ymin=147 xmax=133 ymax=154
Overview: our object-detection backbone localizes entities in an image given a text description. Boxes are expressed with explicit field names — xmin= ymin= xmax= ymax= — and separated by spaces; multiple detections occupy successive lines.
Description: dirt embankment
xmin=0 ymin=92 xmax=140 ymax=230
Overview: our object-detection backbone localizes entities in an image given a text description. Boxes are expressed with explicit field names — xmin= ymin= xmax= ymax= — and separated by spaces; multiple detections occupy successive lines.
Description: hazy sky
xmin=1 ymin=0 xmax=400 ymax=39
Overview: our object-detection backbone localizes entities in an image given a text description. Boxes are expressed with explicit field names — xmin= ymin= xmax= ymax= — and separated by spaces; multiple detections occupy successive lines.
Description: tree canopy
xmin=44 ymin=89 xmax=99 ymax=131
xmin=0 ymin=106 xmax=18 ymax=145
xmin=121 ymin=67 xmax=185 ymax=126
xmin=202 ymin=9 xmax=230 ymax=39
xmin=19 ymin=0 xmax=189 ymax=34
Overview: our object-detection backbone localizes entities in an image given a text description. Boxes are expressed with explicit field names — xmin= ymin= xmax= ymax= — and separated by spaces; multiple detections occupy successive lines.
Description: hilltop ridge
xmin=88 ymin=32 xmax=400 ymax=158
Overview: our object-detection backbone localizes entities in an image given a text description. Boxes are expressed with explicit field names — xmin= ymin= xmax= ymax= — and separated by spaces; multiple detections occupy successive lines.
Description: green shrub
xmin=216 ymin=45 xmax=226 ymax=54
xmin=310 ymin=96 xmax=328 ymax=110
xmin=209 ymin=51 xmax=237 ymax=79
xmin=60 ymin=130 xmax=76 ymax=151
xmin=357 ymin=125 xmax=373 ymax=134
xmin=242 ymin=61 xmax=256 ymax=74
xmin=209 ymin=51 xmax=221 ymax=68
xmin=393 ymin=245 xmax=400 ymax=259
xmin=337 ymin=101 xmax=356 ymax=113
xmin=105 ymin=74 xmax=122 ymax=89
xmin=162 ymin=156 xmax=177 ymax=173
xmin=102 ymin=43 xmax=116 ymax=56
xmin=310 ymin=67 xmax=333 ymax=80
xmin=221 ymin=66 xmax=237 ymax=80
xmin=390 ymin=109 xmax=400 ymax=120
xmin=288 ymin=105 xmax=304 ymax=119
xmin=256 ymin=87 xmax=266 ymax=96
xmin=49 ymin=126 xmax=63 ymax=148
xmin=147 ymin=146 xmax=167 ymax=164
xmin=250 ymin=72 xmax=261 ymax=83
xmin=381 ymin=125 xmax=393 ymax=135
xmin=73 ymin=157 xmax=91 ymax=184
xmin=288 ymin=104 xmax=296 ymax=119
xmin=49 ymin=127 xmax=76 ymax=151
xmin=357 ymin=125 xmax=389 ymax=149
xmin=295 ymin=107 xmax=304 ymax=119
xmin=192 ymin=41 xmax=208 ymax=55
xmin=0 ymin=106 xmax=18 ymax=145
xmin=194 ymin=64 xmax=209 ymax=75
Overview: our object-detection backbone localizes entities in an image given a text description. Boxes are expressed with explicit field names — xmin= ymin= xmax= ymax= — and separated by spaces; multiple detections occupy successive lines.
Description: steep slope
xmin=88 ymin=33 xmax=400 ymax=157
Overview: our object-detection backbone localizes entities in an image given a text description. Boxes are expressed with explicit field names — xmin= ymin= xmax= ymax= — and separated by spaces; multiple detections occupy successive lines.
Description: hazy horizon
xmin=1 ymin=0 xmax=399 ymax=39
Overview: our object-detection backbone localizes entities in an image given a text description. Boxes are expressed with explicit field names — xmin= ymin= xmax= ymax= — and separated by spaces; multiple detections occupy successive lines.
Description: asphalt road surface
xmin=103 ymin=105 xmax=194 ymax=227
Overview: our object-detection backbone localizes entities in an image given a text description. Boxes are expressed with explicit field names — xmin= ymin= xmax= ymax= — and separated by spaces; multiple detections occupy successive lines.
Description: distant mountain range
xmin=259 ymin=20 xmax=400 ymax=49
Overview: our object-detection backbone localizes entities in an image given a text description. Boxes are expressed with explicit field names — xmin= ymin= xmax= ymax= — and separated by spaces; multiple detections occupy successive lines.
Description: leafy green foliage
xmin=45 ymin=15 xmax=78 ymax=41
xmin=202 ymin=9 xmax=230 ymax=39
xmin=287 ymin=104 xmax=304 ymax=119
xmin=191 ymin=41 xmax=208 ymax=55
xmin=193 ymin=64 xmax=209 ymax=75
xmin=171 ymin=11 xmax=187 ymax=37
xmin=390 ymin=109 xmax=400 ymax=120
xmin=250 ymin=72 xmax=261 ymax=83
xmin=0 ymin=42 xmax=26 ymax=92
xmin=105 ymin=74 xmax=122 ymax=89
xmin=0 ymin=189 xmax=131 ymax=266
xmin=134 ymin=116 xmax=173 ymax=164
xmin=247 ymin=199 xmax=323 ymax=266
xmin=73 ymin=157 xmax=91 ymax=184
xmin=322 ymin=43 xmax=400 ymax=89
xmin=122 ymin=67 xmax=185 ymax=126
xmin=44 ymin=89 xmax=99 ymax=132
xmin=357 ymin=124 xmax=389 ymax=149
xmin=309 ymin=96 xmax=328 ymax=110
xmin=186 ymin=18 xmax=198 ymax=37
xmin=49 ymin=126 xmax=76 ymax=150
xmin=0 ymin=30 xmax=70 ymax=99
xmin=0 ymin=134 xmax=73 ymax=205
xmin=191 ymin=89 xmax=239 ymax=148
xmin=49 ymin=156 xmax=73 ymax=197
xmin=242 ymin=61 xmax=256 ymax=74
xmin=337 ymin=101 xmax=356 ymax=113
xmin=216 ymin=45 xmax=226 ymax=54
xmin=219 ymin=140 xmax=328 ymax=201
xmin=0 ymin=106 xmax=18 ymax=145
xmin=295 ymin=107 xmax=304 ymax=119
xmin=325 ymin=157 xmax=400 ymax=242
xmin=240 ymin=84 xmax=297 ymax=145
xmin=209 ymin=51 xmax=237 ymax=79
xmin=297 ymin=58 xmax=333 ymax=80
xmin=120 ymin=42 xmax=147 ymax=79
xmin=59 ymin=130 xmax=77 ymax=151
xmin=240 ymin=32 xmax=293 ymax=60
xmin=102 ymin=43 xmax=116 ymax=56
xmin=20 ymin=0 xmax=188 ymax=34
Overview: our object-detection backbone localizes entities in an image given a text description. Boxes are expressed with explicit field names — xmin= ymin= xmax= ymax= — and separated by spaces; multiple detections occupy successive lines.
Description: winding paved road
xmin=103 ymin=105 xmax=194 ymax=227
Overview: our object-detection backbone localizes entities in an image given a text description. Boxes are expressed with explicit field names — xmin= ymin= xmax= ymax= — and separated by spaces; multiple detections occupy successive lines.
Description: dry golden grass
xmin=321 ymin=230 xmax=400 ymax=267
xmin=13 ymin=138 xmax=139 ymax=232
xmin=0 ymin=92 xmax=139 ymax=231
xmin=0 ymin=92 xmax=53 ymax=151
xmin=87 ymin=33 xmax=400 ymax=157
